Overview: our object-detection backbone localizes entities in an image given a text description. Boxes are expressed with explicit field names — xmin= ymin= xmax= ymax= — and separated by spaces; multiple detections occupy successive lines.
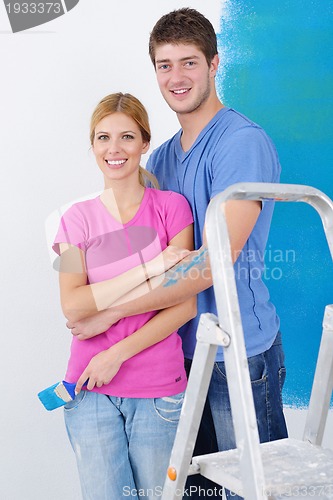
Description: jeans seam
xmin=278 ymin=366 xmax=287 ymax=407
xmin=266 ymin=373 xmax=272 ymax=441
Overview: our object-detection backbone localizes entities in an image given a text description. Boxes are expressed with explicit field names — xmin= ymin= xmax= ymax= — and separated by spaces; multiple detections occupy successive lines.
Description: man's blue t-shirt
xmin=146 ymin=107 xmax=281 ymax=361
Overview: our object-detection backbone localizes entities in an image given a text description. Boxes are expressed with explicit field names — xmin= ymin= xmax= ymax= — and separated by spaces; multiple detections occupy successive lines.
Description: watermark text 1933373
xmin=4 ymin=0 xmax=80 ymax=33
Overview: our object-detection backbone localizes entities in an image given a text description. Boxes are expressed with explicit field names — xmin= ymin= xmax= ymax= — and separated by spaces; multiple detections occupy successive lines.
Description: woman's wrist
xmin=107 ymin=341 xmax=128 ymax=365
xmin=144 ymin=253 xmax=164 ymax=279
xmin=105 ymin=306 xmax=123 ymax=324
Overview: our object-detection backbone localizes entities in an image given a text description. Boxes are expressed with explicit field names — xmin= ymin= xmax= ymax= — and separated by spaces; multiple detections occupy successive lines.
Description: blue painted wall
xmin=217 ymin=0 xmax=333 ymax=406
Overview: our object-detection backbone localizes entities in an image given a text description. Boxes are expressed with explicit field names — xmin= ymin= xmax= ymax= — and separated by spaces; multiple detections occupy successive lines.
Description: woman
xmin=53 ymin=92 xmax=195 ymax=499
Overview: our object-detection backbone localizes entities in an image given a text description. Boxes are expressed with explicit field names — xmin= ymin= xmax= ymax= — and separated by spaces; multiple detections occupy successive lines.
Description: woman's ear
xmin=142 ymin=142 xmax=150 ymax=154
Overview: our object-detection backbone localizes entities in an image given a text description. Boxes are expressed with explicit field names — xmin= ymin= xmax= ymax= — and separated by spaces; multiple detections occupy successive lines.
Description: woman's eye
xmin=97 ymin=135 xmax=108 ymax=140
xmin=123 ymin=134 xmax=134 ymax=140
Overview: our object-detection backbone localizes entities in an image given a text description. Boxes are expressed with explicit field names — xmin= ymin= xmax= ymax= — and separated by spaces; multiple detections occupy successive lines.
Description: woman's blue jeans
xmin=64 ymin=390 xmax=185 ymax=499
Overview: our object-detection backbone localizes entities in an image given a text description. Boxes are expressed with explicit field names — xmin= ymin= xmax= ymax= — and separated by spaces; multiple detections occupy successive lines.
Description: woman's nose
xmin=107 ymin=139 xmax=120 ymax=153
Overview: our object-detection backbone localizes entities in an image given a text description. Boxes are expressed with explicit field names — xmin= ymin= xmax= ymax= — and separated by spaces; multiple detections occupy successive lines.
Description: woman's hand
xmin=146 ymin=245 xmax=191 ymax=278
xmin=75 ymin=345 xmax=123 ymax=393
xmin=67 ymin=308 xmax=122 ymax=340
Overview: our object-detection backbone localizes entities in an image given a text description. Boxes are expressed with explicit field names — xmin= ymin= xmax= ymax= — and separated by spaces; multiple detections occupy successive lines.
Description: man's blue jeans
xmin=185 ymin=332 xmax=288 ymax=500
xmin=64 ymin=390 xmax=185 ymax=499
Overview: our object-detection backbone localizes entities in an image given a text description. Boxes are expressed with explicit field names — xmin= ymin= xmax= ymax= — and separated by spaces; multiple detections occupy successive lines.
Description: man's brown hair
xmin=149 ymin=8 xmax=218 ymax=67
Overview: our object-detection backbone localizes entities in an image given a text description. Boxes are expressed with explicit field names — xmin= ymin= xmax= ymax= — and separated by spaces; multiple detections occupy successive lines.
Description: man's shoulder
xmin=212 ymin=108 xmax=275 ymax=151
xmin=214 ymin=107 xmax=262 ymax=133
xmin=146 ymin=131 xmax=180 ymax=178
xmin=150 ymin=131 xmax=179 ymax=158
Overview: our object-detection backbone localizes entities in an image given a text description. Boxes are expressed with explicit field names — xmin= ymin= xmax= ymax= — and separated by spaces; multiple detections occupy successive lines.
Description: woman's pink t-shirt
xmin=53 ymin=188 xmax=193 ymax=397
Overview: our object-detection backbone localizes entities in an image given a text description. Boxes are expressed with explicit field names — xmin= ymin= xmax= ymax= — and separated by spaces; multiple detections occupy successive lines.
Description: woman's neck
xmin=100 ymin=182 xmax=145 ymax=224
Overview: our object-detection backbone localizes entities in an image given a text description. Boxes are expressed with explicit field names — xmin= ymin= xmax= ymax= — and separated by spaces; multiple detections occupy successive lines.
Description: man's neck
xmin=178 ymin=98 xmax=224 ymax=152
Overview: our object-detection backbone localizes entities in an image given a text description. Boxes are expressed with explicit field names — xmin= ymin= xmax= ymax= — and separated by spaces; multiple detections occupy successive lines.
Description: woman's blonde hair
xmin=90 ymin=92 xmax=159 ymax=189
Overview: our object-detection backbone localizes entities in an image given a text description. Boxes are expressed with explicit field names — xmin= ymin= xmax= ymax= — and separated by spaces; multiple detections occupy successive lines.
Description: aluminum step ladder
xmin=162 ymin=183 xmax=333 ymax=500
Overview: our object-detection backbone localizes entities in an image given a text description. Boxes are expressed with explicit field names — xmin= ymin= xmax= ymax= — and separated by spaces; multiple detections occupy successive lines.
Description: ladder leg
xmin=162 ymin=314 xmax=218 ymax=500
xmin=303 ymin=304 xmax=333 ymax=445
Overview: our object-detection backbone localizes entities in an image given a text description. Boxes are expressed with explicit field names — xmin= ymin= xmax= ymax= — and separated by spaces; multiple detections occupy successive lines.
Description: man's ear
xmin=210 ymin=54 xmax=219 ymax=77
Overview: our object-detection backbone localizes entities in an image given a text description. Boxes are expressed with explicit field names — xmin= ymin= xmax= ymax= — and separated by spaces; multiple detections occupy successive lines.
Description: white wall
xmin=0 ymin=2 xmax=220 ymax=499
xmin=0 ymin=1 xmax=331 ymax=499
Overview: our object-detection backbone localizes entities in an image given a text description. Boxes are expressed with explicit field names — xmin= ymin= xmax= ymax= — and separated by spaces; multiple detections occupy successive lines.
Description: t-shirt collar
xmin=175 ymin=107 xmax=230 ymax=163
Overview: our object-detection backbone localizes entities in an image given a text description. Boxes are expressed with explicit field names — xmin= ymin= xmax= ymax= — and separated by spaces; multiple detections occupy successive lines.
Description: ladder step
xmin=192 ymin=438 xmax=333 ymax=499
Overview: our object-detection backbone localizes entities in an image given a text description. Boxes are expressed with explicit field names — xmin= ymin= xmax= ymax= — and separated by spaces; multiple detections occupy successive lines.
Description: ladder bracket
xmin=188 ymin=462 xmax=201 ymax=476
xmin=196 ymin=313 xmax=231 ymax=348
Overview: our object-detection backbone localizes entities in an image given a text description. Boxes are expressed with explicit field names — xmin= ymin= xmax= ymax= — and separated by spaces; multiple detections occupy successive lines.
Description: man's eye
xmin=158 ymin=64 xmax=170 ymax=71
xmin=185 ymin=61 xmax=195 ymax=67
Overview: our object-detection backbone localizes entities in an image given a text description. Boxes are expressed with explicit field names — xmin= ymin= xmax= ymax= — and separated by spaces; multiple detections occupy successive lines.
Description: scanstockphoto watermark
xmin=164 ymin=245 xmax=297 ymax=286
xmin=122 ymin=485 xmax=225 ymax=497
xmin=236 ymin=245 xmax=297 ymax=282
xmin=220 ymin=245 xmax=297 ymax=282
xmin=3 ymin=0 xmax=80 ymax=33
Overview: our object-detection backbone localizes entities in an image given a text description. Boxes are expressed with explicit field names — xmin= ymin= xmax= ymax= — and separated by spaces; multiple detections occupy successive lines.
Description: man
xmin=69 ymin=8 xmax=288 ymax=499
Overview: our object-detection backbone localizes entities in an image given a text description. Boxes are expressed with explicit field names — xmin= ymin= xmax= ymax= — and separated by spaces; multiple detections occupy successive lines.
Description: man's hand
xmin=67 ymin=308 xmax=121 ymax=340
xmin=75 ymin=346 xmax=123 ymax=393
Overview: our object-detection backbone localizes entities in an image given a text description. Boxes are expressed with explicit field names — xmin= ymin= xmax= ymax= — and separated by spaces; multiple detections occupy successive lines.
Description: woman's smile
xmin=105 ymin=158 xmax=127 ymax=169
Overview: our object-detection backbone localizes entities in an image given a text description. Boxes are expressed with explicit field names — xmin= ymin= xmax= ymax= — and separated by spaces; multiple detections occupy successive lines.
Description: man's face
xmin=154 ymin=43 xmax=218 ymax=115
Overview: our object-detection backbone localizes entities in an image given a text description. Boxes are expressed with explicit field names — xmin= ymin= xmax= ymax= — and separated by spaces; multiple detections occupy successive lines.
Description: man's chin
xmin=165 ymin=101 xmax=196 ymax=115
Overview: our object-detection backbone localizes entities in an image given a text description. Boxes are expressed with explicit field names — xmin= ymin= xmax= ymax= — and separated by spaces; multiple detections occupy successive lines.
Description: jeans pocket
xmin=153 ymin=391 xmax=185 ymax=423
xmin=247 ymin=353 xmax=267 ymax=384
xmin=214 ymin=362 xmax=227 ymax=381
xmin=214 ymin=353 xmax=267 ymax=385
xmin=64 ymin=389 xmax=87 ymax=412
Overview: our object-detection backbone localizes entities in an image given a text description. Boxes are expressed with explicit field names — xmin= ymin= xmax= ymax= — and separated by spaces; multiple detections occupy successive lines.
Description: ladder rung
xmin=191 ymin=438 xmax=333 ymax=499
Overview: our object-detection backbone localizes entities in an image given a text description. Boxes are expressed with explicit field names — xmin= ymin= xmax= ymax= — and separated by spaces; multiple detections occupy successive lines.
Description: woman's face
xmin=92 ymin=112 xmax=149 ymax=186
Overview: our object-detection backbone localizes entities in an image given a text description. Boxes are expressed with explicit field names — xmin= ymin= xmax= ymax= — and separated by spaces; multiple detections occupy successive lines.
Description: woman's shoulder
xmin=147 ymin=188 xmax=188 ymax=205
xmin=61 ymin=195 xmax=100 ymax=218
xmin=146 ymin=189 xmax=192 ymax=224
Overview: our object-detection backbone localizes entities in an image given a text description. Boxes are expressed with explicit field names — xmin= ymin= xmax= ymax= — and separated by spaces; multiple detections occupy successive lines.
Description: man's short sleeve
xmin=211 ymin=126 xmax=280 ymax=199
xmin=164 ymin=192 xmax=194 ymax=243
